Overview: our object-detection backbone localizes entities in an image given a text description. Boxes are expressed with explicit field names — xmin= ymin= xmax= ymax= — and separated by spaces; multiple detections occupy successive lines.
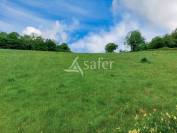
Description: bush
xmin=137 ymin=43 xmax=148 ymax=51
xmin=140 ymin=57 xmax=150 ymax=63
xmin=105 ymin=43 xmax=118 ymax=53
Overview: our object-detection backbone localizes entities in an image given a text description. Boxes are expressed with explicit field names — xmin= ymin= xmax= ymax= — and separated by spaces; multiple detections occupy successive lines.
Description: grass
xmin=0 ymin=49 xmax=176 ymax=133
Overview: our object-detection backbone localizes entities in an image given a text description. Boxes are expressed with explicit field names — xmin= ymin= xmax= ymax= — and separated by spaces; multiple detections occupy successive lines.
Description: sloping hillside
xmin=0 ymin=49 xmax=176 ymax=133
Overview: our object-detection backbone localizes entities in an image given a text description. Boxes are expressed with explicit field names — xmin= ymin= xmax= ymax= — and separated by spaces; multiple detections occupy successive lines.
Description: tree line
xmin=1 ymin=29 xmax=177 ymax=53
xmin=105 ymin=29 xmax=177 ymax=53
xmin=0 ymin=32 xmax=71 ymax=52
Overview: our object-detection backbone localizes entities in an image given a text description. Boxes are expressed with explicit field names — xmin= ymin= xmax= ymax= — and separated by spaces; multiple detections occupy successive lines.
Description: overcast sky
xmin=0 ymin=0 xmax=177 ymax=52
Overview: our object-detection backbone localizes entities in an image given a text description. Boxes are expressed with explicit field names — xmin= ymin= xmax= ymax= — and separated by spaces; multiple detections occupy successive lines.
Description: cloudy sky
xmin=0 ymin=0 xmax=177 ymax=52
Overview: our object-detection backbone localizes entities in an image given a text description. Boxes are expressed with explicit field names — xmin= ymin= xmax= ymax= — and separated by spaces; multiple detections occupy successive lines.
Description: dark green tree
xmin=0 ymin=32 xmax=8 ymax=48
xmin=7 ymin=32 xmax=22 ymax=49
xmin=8 ymin=32 xmax=20 ymax=40
xmin=33 ymin=36 xmax=47 ymax=51
xmin=45 ymin=39 xmax=56 ymax=51
xmin=105 ymin=43 xmax=118 ymax=53
xmin=149 ymin=36 xmax=165 ymax=49
xmin=126 ymin=30 xmax=145 ymax=51
xmin=20 ymin=35 xmax=34 ymax=50
xmin=0 ymin=32 xmax=61 ymax=51
xmin=171 ymin=29 xmax=177 ymax=45
xmin=56 ymin=43 xmax=71 ymax=52
xmin=0 ymin=32 xmax=8 ymax=38
xmin=163 ymin=34 xmax=176 ymax=48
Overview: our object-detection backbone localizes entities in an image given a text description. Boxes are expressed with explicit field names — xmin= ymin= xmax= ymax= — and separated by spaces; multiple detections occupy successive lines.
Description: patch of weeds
xmin=110 ymin=74 xmax=116 ymax=77
xmin=17 ymin=73 xmax=29 ymax=78
xmin=140 ymin=57 xmax=150 ymax=63
xmin=40 ymin=92 xmax=49 ymax=97
xmin=128 ymin=106 xmax=177 ymax=133
xmin=17 ymin=89 xmax=27 ymax=94
xmin=7 ymin=78 xmax=15 ymax=83
xmin=58 ymin=83 xmax=66 ymax=88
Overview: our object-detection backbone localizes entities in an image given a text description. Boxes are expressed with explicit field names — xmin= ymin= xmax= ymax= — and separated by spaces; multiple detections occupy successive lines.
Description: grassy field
xmin=0 ymin=49 xmax=176 ymax=133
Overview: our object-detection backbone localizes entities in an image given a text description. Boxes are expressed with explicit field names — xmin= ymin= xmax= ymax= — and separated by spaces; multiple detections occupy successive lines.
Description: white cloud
xmin=22 ymin=26 xmax=42 ymax=36
xmin=22 ymin=19 xmax=80 ymax=43
xmin=113 ymin=0 xmax=177 ymax=31
xmin=0 ymin=1 xmax=80 ymax=43
xmin=1 ymin=1 xmax=79 ymax=38
xmin=71 ymin=0 xmax=173 ymax=53
xmin=71 ymin=17 xmax=138 ymax=53
xmin=42 ymin=19 xmax=79 ymax=42
xmin=71 ymin=17 xmax=162 ymax=53
xmin=2 ymin=0 xmax=176 ymax=53
xmin=42 ymin=21 xmax=68 ymax=42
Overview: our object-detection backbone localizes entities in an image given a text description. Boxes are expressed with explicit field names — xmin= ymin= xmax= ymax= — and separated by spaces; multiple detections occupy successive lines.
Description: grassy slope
xmin=0 ymin=49 xmax=176 ymax=133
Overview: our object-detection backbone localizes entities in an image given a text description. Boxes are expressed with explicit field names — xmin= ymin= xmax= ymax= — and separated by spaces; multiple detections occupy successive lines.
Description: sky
xmin=0 ymin=0 xmax=177 ymax=53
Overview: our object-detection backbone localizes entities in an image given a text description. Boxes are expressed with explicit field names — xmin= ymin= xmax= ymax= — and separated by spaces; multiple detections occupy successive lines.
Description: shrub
xmin=137 ymin=43 xmax=148 ymax=51
xmin=105 ymin=43 xmax=118 ymax=53
xmin=140 ymin=57 xmax=150 ymax=63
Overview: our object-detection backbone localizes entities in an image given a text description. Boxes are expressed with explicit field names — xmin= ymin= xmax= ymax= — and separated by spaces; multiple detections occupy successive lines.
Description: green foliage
xmin=137 ymin=43 xmax=148 ymax=51
xmin=8 ymin=32 xmax=20 ymax=40
xmin=125 ymin=28 xmax=177 ymax=51
xmin=163 ymin=35 xmax=177 ymax=48
xmin=20 ymin=35 xmax=33 ymax=50
xmin=0 ymin=32 xmax=71 ymax=52
xmin=171 ymin=28 xmax=177 ymax=40
xmin=0 ymin=32 xmax=9 ymax=49
xmin=46 ymin=39 xmax=57 ymax=51
xmin=126 ymin=30 xmax=145 ymax=51
xmin=105 ymin=43 xmax=118 ymax=53
xmin=147 ymin=28 xmax=177 ymax=50
xmin=32 ymin=36 xmax=48 ymax=51
xmin=149 ymin=36 xmax=165 ymax=49
xmin=56 ymin=43 xmax=71 ymax=52
xmin=3 ymin=28 xmax=177 ymax=53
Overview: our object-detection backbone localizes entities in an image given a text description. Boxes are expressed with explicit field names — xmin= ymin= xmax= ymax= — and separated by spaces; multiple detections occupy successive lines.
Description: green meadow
xmin=0 ymin=49 xmax=176 ymax=133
